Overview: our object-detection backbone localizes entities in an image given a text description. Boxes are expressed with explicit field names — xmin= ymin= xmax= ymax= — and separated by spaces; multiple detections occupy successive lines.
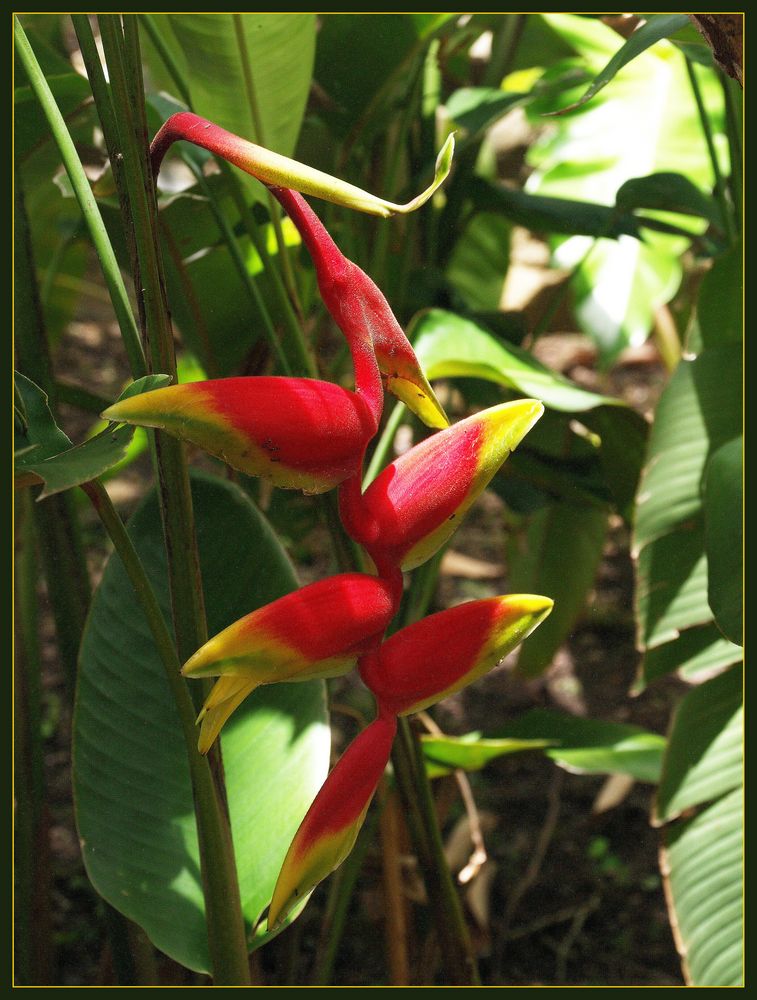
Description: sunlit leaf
xmin=74 ymin=472 xmax=329 ymax=971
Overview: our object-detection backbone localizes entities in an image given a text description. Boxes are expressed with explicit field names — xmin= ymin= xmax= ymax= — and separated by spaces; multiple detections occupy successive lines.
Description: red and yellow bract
xmin=359 ymin=595 xmax=553 ymax=716
xmin=181 ymin=573 xmax=401 ymax=753
xmin=103 ymin=377 xmax=378 ymax=495
xmin=340 ymin=399 xmax=544 ymax=571
xmin=268 ymin=712 xmax=397 ymax=930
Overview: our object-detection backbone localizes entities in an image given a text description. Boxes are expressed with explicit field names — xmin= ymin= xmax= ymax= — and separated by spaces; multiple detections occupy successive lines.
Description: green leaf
xmin=634 ymin=346 xmax=742 ymax=551
xmin=15 ymin=71 xmax=91 ymax=162
xmin=15 ymin=375 xmax=173 ymax=498
xmin=704 ymin=437 xmax=742 ymax=645
xmin=497 ymin=709 xmax=666 ymax=783
xmin=690 ymin=243 xmax=743 ymax=353
xmin=527 ymin=14 xmax=725 ymax=361
xmin=639 ymin=622 xmax=741 ymax=687
xmin=14 ymin=371 xmax=71 ymax=461
xmin=615 ymin=172 xmax=721 ymax=227
xmin=468 ymin=175 xmax=641 ymax=240
xmin=656 ymin=664 xmax=742 ymax=823
xmin=545 ymin=15 xmax=690 ymax=116
xmin=636 ymin=519 xmax=713 ymax=650
xmin=421 ymin=732 xmax=551 ymax=777
xmin=73 ymin=472 xmax=329 ymax=972
xmin=662 ymin=788 xmax=743 ymax=985
xmin=506 ymin=501 xmax=608 ymax=677
xmin=143 ymin=15 xmax=316 ymax=175
xmin=314 ymin=14 xmax=449 ymax=132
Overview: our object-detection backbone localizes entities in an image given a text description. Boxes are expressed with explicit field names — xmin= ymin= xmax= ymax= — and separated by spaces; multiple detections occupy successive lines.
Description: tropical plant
xmin=14 ymin=13 xmax=741 ymax=987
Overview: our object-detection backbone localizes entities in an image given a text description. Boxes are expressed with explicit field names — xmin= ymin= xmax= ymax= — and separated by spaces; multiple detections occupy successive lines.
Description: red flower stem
xmin=268 ymin=186 xmax=384 ymax=426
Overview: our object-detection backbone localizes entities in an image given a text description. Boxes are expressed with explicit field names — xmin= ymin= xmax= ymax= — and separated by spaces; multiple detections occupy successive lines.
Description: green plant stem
xmin=80 ymin=478 xmax=251 ymax=985
xmin=721 ymin=73 xmax=742 ymax=227
xmin=14 ymin=17 xmax=146 ymax=380
xmin=309 ymin=818 xmax=376 ymax=985
xmin=363 ymin=400 xmax=407 ymax=487
xmin=685 ymin=56 xmax=736 ymax=246
xmin=97 ymin=17 xmax=250 ymax=984
xmin=390 ymin=720 xmax=480 ymax=985
xmin=483 ymin=13 xmax=527 ymax=88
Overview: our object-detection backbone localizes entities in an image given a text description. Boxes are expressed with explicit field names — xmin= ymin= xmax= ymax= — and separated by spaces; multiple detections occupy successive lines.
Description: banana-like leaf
xmin=74 ymin=472 xmax=329 ymax=972
xmin=661 ymin=788 xmax=742 ymax=985
xmin=655 ymin=664 xmax=742 ymax=823
xmin=704 ymin=437 xmax=742 ymax=645
xmin=525 ymin=13 xmax=725 ymax=361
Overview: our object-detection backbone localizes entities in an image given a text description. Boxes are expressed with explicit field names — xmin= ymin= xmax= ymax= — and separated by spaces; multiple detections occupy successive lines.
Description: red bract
xmin=339 ymin=399 xmax=544 ymax=571
xmin=268 ymin=712 xmax=397 ymax=930
xmin=358 ymin=595 xmax=553 ymax=716
xmin=270 ymin=188 xmax=448 ymax=430
xmin=182 ymin=573 xmax=401 ymax=753
xmin=103 ymin=377 xmax=379 ymax=495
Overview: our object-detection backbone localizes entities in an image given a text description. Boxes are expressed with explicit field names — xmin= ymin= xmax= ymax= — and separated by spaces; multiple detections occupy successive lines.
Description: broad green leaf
xmin=497 ymin=709 xmax=666 ymax=783
xmin=545 ymin=15 xmax=690 ymax=116
xmin=411 ymin=309 xmax=625 ymax=412
xmin=636 ymin=519 xmax=713 ymax=650
xmin=445 ymin=213 xmax=511 ymax=311
xmin=662 ymin=788 xmax=743 ymax=985
xmin=689 ymin=243 xmax=743 ymax=353
xmin=421 ymin=732 xmax=551 ymax=778
xmin=656 ymin=664 xmax=742 ymax=823
xmin=704 ymin=437 xmax=742 ymax=645
xmin=526 ymin=14 xmax=725 ymax=360
xmin=638 ymin=622 xmax=742 ymax=687
xmin=633 ymin=346 xmax=742 ymax=551
xmin=506 ymin=501 xmax=608 ymax=677
xmin=74 ymin=472 xmax=329 ymax=972
xmin=143 ymin=15 xmax=315 ymax=191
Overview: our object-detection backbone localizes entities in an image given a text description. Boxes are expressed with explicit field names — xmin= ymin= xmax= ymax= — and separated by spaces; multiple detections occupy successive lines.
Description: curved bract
xmin=270 ymin=187 xmax=448 ymax=430
xmin=182 ymin=573 xmax=400 ymax=753
xmin=103 ymin=377 xmax=377 ymax=494
xmin=151 ymin=112 xmax=454 ymax=218
xmin=359 ymin=595 xmax=554 ymax=716
xmin=341 ymin=399 xmax=544 ymax=571
xmin=268 ymin=712 xmax=397 ymax=930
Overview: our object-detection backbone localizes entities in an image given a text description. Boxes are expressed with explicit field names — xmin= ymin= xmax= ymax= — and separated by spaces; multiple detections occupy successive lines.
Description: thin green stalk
xmin=14 ymin=17 xmax=146 ymax=379
xmin=721 ymin=73 xmax=742 ymax=227
xmin=363 ymin=400 xmax=407 ymax=487
xmin=482 ymin=14 xmax=527 ymax=88
xmin=685 ymin=56 xmax=737 ymax=245
xmin=309 ymin=818 xmax=376 ymax=985
xmin=81 ymin=479 xmax=251 ymax=985
xmin=393 ymin=718 xmax=481 ymax=986
xmin=97 ymin=18 xmax=250 ymax=983
xmin=232 ymin=13 xmax=301 ymax=313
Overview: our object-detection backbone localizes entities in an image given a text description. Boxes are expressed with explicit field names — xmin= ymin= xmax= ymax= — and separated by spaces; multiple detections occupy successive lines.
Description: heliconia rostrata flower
xmin=124 ymin=112 xmax=553 ymax=930
xmin=182 ymin=574 xmax=400 ymax=754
